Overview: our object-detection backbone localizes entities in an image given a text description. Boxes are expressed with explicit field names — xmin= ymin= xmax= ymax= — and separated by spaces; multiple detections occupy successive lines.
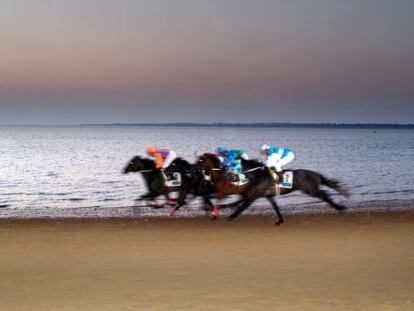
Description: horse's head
xmin=123 ymin=156 xmax=155 ymax=174
xmin=194 ymin=153 xmax=223 ymax=172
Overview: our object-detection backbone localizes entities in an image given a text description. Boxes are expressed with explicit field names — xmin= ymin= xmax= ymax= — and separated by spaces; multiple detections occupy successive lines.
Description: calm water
xmin=0 ymin=126 xmax=413 ymax=212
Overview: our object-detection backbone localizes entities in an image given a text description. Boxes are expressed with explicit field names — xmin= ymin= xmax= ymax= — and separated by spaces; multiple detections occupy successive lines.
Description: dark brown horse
xmin=193 ymin=153 xmax=273 ymax=218
xmin=123 ymin=156 xmax=194 ymax=215
xmin=123 ymin=155 xmax=219 ymax=217
xmin=195 ymin=154 xmax=349 ymax=225
xmin=193 ymin=153 xmax=250 ymax=198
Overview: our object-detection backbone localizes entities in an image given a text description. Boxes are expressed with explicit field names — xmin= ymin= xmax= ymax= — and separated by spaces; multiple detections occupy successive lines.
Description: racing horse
xmin=193 ymin=153 xmax=271 ymax=218
xmin=195 ymin=153 xmax=349 ymax=225
xmin=123 ymin=156 xmax=194 ymax=215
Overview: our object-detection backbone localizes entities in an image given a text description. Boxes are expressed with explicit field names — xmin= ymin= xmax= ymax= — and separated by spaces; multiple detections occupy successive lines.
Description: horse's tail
xmin=319 ymin=175 xmax=350 ymax=198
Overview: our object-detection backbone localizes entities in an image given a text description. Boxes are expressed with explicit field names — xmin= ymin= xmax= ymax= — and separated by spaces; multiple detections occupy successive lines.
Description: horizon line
xmin=1 ymin=122 xmax=413 ymax=129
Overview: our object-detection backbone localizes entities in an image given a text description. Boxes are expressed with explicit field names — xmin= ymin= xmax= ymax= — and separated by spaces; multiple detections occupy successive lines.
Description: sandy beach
xmin=1 ymin=212 xmax=413 ymax=310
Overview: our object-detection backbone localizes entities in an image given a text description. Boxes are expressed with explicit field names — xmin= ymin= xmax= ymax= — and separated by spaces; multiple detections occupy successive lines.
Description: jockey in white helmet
xmin=260 ymin=144 xmax=295 ymax=172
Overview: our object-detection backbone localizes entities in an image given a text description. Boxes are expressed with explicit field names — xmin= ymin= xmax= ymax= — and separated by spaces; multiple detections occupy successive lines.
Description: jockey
xmin=146 ymin=146 xmax=177 ymax=172
xmin=260 ymin=144 xmax=295 ymax=172
xmin=215 ymin=147 xmax=249 ymax=174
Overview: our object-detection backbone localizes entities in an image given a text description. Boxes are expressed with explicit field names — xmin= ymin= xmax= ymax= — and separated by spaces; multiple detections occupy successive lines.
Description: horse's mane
xmin=200 ymin=153 xmax=222 ymax=167
xmin=172 ymin=157 xmax=193 ymax=171
xmin=133 ymin=155 xmax=156 ymax=168
xmin=241 ymin=158 xmax=264 ymax=169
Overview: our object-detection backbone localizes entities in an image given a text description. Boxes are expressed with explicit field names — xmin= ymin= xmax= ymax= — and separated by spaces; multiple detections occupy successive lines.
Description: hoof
xmin=338 ymin=206 xmax=347 ymax=214
xmin=227 ymin=216 xmax=234 ymax=222
xmin=211 ymin=207 xmax=219 ymax=219
xmin=274 ymin=221 xmax=284 ymax=226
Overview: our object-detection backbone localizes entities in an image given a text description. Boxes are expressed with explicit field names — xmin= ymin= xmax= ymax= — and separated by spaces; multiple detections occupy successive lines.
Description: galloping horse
xmin=193 ymin=153 xmax=271 ymax=217
xmin=123 ymin=156 xmax=193 ymax=215
xmin=195 ymin=153 xmax=349 ymax=225
xmin=232 ymin=158 xmax=350 ymax=224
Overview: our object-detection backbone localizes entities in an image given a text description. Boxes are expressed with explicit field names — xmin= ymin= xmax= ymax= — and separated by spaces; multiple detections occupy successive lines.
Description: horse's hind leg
xmin=266 ymin=197 xmax=284 ymax=226
xmin=314 ymin=190 xmax=347 ymax=213
xmin=227 ymin=198 xmax=253 ymax=222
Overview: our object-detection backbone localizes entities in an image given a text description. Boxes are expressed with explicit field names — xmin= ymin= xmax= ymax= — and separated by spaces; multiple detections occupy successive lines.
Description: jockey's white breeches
xmin=267 ymin=152 xmax=295 ymax=172
xmin=162 ymin=151 xmax=177 ymax=169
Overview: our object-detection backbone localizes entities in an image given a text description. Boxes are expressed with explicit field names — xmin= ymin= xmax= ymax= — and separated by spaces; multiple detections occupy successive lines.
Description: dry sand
xmin=1 ymin=212 xmax=413 ymax=311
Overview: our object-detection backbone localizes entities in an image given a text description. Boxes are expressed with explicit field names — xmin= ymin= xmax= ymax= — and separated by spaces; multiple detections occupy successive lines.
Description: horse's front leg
xmin=169 ymin=190 xmax=187 ymax=217
xmin=227 ymin=198 xmax=254 ymax=221
xmin=205 ymin=194 xmax=232 ymax=220
xmin=137 ymin=189 xmax=159 ymax=201
xmin=136 ymin=192 xmax=150 ymax=201
xmin=266 ymin=196 xmax=284 ymax=226
xmin=201 ymin=195 xmax=219 ymax=221
xmin=165 ymin=195 xmax=181 ymax=207
xmin=137 ymin=192 xmax=166 ymax=209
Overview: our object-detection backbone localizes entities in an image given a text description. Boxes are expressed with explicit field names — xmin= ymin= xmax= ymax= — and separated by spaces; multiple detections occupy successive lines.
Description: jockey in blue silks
xmin=216 ymin=147 xmax=249 ymax=174
xmin=260 ymin=144 xmax=295 ymax=172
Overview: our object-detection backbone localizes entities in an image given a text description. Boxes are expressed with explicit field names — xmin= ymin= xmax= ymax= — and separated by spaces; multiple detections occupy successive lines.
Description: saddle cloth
xmin=165 ymin=172 xmax=182 ymax=187
xmin=270 ymin=170 xmax=293 ymax=189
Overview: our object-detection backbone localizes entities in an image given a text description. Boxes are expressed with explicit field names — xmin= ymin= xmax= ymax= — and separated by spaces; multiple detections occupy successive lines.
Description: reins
xmin=140 ymin=169 xmax=154 ymax=173
xmin=242 ymin=167 xmax=262 ymax=173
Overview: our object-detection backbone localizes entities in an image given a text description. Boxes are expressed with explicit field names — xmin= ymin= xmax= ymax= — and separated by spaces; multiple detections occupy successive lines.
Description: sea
xmin=0 ymin=126 xmax=413 ymax=217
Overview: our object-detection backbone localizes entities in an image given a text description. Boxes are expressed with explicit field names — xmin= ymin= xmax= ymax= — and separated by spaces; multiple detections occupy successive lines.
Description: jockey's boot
xmin=160 ymin=169 xmax=169 ymax=182
xmin=229 ymin=173 xmax=238 ymax=183
xmin=268 ymin=167 xmax=279 ymax=183
xmin=277 ymin=171 xmax=284 ymax=184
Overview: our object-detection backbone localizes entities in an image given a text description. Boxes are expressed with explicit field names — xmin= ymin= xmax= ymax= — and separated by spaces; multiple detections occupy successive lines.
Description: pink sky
xmin=1 ymin=0 xmax=413 ymax=123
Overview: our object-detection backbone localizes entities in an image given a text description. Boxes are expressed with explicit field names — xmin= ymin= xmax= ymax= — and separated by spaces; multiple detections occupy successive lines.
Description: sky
xmin=0 ymin=0 xmax=413 ymax=124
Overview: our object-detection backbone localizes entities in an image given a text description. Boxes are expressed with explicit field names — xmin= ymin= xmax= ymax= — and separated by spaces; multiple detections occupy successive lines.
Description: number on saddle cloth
xmin=280 ymin=171 xmax=293 ymax=189
xmin=269 ymin=169 xmax=293 ymax=189
xmin=164 ymin=172 xmax=182 ymax=187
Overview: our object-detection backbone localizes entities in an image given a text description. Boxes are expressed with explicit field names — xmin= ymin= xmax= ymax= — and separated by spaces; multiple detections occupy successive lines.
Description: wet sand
xmin=1 ymin=212 xmax=413 ymax=311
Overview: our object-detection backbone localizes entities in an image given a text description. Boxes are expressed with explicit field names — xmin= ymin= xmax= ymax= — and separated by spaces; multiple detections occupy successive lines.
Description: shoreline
xmin=0 ymin=199 xmax=412 ymax=220
xmin=1 ymin=209 xmax=413 ymax=224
